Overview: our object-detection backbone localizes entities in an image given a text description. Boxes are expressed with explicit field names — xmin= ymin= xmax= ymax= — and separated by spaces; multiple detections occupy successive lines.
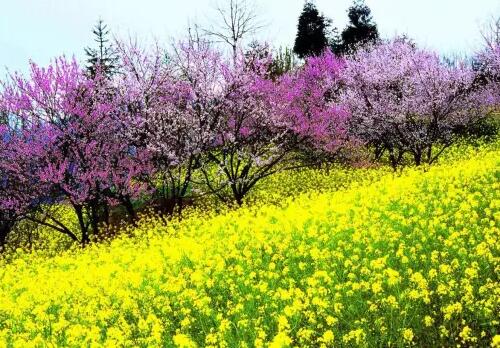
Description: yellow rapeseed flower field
xmin=0 ymin=142 xmax=498 ymax=347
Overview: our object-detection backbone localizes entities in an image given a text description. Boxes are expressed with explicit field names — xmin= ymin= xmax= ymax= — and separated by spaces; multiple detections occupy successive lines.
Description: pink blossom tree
xmin=1 ymin=57 xmax=150 ymax=245
xmin=0 ymin=122 xmax=52 ymax=249
xmin=475 ymin=19 xmax=500 ymax=106
xmin=115 ymin=38 xmax=222 ymax=213
xmin=273 ymin=50 xmax=350 ymax=161
xmin=342 ymin=39 xmax=488 ymax=169
xmin=198 ymin=47 xmax=349 ymax=205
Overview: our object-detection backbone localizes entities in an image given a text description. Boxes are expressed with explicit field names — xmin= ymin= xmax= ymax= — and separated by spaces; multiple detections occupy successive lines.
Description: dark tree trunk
xmin=235 ymin=194 xmax=243 ymax=206
xmin=426 ymin=146 xmax=433 ymax=165
xmin=388 ymin=148 xmax=398 ymax=171
xmin=103 ymin=203 xmax=110 ymax=226
xmin=90 ymin=202 xmax=100 ymax=238
xmin=74 ymin=205 xmax=89 ymax=246
xmin=0 ymin=221 xmax=13 ymax=252
xmin=413 ymin=150 xmax=422 ymax=166
xmin=123 ymin=197 xmax=137 ymax=223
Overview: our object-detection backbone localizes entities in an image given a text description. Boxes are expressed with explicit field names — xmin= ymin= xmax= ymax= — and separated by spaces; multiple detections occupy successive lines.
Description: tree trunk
xmin=413 ymin=150 xmax=422 ymax=166
xmin=74 ymin=205 xmax=89 ymax=246
xmin=90 ymin=202 xmax=100 ymax=238
xmin=123 ymin=198 xmax=137 ymax=223
xmin=0 ymin=221 xmax=13 ymax=252
xmin=388 ymin=148 xmax=398 ymax=171
xmin=426 ymin=146 xmax=433 ymax=165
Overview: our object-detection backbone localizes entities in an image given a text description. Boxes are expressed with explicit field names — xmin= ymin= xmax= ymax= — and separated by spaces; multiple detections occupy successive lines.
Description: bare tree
xmin=480 ymin=15 xmax=500 ymax=49
xmin=204 ymin=0 xmax=264 ymax=60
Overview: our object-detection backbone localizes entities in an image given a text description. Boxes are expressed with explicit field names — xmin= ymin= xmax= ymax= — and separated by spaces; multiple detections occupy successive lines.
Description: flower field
xmin=0 ymin=142 xmax=498 ymax=347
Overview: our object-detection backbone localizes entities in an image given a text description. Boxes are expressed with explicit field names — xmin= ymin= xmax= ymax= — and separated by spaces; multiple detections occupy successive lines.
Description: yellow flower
xmin=269 ymin=332 xmax=292 ymax=348
xmin=423 ymin=316 xmax=434 ymax=327
xmin=321 ymin=330 xmax=335 ymax=343
xmin=459 ymin=326 xmax=474 ymax=343
xmin=491 ymin=335 xmax=500 ymax=348
xmin=402 ymin=328 xmax=414 ymax=343
xmin=371 ymin=281 xmax=383 ymax=295
xmin=173 ymin=333 xmax=197 ymax=348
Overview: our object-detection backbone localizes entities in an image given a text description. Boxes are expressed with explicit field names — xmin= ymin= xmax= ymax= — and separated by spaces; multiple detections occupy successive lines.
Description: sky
xmin=0 ymin=0 xmax=499 ymax=75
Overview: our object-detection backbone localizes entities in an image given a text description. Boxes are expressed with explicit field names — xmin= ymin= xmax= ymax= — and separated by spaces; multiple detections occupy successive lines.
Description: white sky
xmin=0 ymin=0 xmax=499 ymax=75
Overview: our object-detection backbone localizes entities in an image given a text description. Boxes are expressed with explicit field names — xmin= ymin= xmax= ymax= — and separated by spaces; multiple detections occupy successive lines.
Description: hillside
xmin=0 ymin=143 xmax=498 ymax=347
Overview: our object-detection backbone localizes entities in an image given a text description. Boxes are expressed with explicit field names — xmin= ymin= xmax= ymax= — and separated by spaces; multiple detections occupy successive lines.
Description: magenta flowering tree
xmin=342 ymin=39 xmax=487 ymax=168
xmin=0 ymin=122 xmax=51 ymax=249
xmin=1 ymin=57 xmax=150 ymax=245
xmin=273 ymin=50 xmax=350 ymax=160
xmin=197 ymin=47 xmax=349 ymax=205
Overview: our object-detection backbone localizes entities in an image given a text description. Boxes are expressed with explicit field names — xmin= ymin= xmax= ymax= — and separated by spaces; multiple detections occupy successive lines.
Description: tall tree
xmin=204 ymin=0 xmax=263 ymax=61
xmin=84 ymin=19 xmax=118 ymax=78
xmin=293 ymin=1 xmax=331 ymax=58
xmin=338 ymin=0 xmax=379 ymax=55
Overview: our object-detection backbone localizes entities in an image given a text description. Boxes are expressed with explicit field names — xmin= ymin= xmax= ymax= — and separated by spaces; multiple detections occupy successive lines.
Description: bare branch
xmin=203 ymin=0 xmax=265 ymax=59
xmin=480 ymin=15 xmax=500 ymax=49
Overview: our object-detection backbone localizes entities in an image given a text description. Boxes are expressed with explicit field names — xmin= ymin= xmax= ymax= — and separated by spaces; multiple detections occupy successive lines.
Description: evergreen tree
xmin=84 ymin=19 xmax=118 ymax=78
xmin=338 ymin=0 xmax=379 ymax=55
xmin=0 ymin=111 xmax=7 ymax=126
xmin=293 ymin=1 xmax=331 ymax=59
xmin=270 ymin=47 xmax=298 ymax=78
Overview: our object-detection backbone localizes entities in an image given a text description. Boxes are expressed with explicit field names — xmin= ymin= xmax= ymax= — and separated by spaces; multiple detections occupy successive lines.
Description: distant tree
xmin=337 ymin=0 xmax=379 ymax=55
xmin=329 ymin=26 xmax=343 ymax=55
xmin=480 ymin=16 xmax=500 ymax=48
xmin=204 ymin=0 xmax=263 ymax=61
xmin=293 ymin=1 xmax=331 ymax=58
xmin=0 ymin=110 xmax=7 ymax=125
xmin=270 ymin=47 xmax=298 ymax=78
xmin=84 ymin=19 xmax=118 ymax=78
xmin=474 ymin=16 xmax=500 ymax=92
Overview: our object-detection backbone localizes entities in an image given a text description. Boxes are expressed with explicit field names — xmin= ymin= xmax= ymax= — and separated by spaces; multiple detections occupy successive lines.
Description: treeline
xmin=0 ymin=3 xmax=498 ymax=250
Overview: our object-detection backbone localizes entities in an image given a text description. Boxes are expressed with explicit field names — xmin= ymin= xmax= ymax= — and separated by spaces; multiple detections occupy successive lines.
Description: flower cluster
xmin=0 ymin=141 xmax=497 ymax=347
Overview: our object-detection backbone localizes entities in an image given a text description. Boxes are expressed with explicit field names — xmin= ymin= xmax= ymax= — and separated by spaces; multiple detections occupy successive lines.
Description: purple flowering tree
xmin=197 ymin=47 xmax=349 ymax=205
xmin=342 ymin=39 xmax=488 ymax=168
xmin=1 ymin=57 xmax=150 ymax=245
xmin=273 ymin=50 xmax=350 ymax=162
xmin=0 ymin=122 xmax=51 ymax=249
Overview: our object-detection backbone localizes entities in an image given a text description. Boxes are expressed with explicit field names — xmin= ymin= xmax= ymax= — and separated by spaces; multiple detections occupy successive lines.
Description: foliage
xmin=0 ymin=143 xmax=498 ymax=347
xmin=269 ymin=47 xmax=298 ymax=78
